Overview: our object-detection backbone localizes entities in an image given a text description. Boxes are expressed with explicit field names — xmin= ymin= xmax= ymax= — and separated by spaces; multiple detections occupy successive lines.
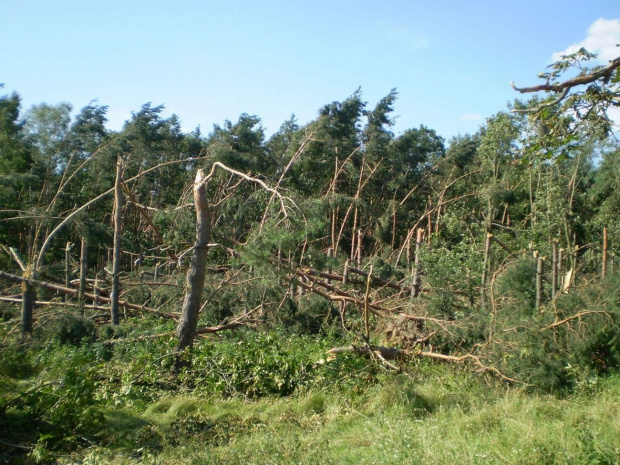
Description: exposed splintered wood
xmin=3 ymin=247 xmax=34 ymax=336
xmin=418 ymin=351 xmax=520 ymax=383
xmin=0 ymin=297 xmax=110 ymax=312
xmin=541 ymin=310 xmax=612 ymax=331
xmin=175 ymin=169 xmax=212 ymax=367
xmin=6 ymin=247 xmax=26 ymax=272
xmin=327 ymin=345 xmax=407 ymax=361
xmin=110 ymin=155 xmax=124 ymax=326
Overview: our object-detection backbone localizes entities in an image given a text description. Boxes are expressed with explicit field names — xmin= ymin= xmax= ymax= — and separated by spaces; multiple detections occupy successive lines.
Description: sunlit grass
xmin=79 ymin=372 xmax=620 ymax=465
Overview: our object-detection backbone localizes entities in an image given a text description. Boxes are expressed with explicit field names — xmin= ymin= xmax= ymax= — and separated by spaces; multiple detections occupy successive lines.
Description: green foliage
xmin=496 ymin=257 xmax=537 ymax=309
xmin=191 ymin=330 xmax=317 ymax=397
xmin=37 ymin=313 xmax=97 ymax=346
xmin=0 ymin=344 xmax=105 ymax=462
xmin=2 ymin=65 xmax=620 ymax=462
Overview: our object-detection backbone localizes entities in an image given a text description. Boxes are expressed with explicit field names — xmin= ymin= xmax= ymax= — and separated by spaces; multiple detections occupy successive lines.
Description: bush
xmin=1 ymin=346 xmax=104 ymax=461
xmin=38 ymin=313 xmax=97 ymax=346
xmin=496 ymin=258 xmax=537 ymax=310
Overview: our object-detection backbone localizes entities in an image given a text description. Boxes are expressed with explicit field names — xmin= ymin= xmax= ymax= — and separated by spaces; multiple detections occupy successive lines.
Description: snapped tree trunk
xmin=110 ymin=155 xmax=123 ymax=325
xmin=411 ymin=228 xmax=424 ymax=298
xmin=481 ymin=232 xmax=493 ymax=311
xmin=535 ymin=251 xmax=544 ymax=312
xmin=64 ymin=242 xmax=73 ymax=305
xmin=79 ymin=238 xmax=87 ymax=316
xmin=21 ymin=269 xmax=35 ymax=336
xmin=175 ymin=169 xmax=212 ymax=368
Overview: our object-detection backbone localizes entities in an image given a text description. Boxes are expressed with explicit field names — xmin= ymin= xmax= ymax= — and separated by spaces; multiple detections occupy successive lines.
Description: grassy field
xmin=2 ymin=321 xmax=620 ymax=464
xmin=79 ymin=369 xmax=620 ymax=464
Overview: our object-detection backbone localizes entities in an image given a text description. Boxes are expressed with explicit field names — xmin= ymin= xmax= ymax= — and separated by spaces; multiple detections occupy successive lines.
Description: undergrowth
xmin=2 ymin=276 xmax=620 ymax=464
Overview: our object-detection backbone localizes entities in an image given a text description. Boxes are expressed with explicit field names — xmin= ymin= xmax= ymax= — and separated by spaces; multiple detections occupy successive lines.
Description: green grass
xmin=77 ymin=371 xmax=620 ymax=465
xmin=3 ymin=323 xmax=620 ymax=464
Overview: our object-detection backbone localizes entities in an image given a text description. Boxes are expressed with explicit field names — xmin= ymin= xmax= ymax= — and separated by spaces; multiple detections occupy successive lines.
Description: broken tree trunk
xmin=79 ymin=238 xmax=87 ymax=316
xmin=412 ymin=228 xmax=424 ymax=298
xmin=535 ymin=251 xmax=544 ymax=312
xmin=175 ymin=169 xmax=212 ymax=368
xmin=21 ymin=268 xmax=35 ymax=336
xmin=110 ymin=155 xmax=124 ymax=326
xmin=481 ymin=232 xmax=493 ymax=311
xmin=64 ymin=242 xmax=73 ymax=304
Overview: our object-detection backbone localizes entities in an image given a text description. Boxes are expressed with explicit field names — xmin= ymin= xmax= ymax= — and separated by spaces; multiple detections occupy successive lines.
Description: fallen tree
xmin=0 ymin=270 xmax=178 ymax=319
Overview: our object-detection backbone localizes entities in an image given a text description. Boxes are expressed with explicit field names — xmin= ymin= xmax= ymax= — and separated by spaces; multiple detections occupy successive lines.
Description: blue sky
xmin=1 ymin=1 xmax=619 ymax=141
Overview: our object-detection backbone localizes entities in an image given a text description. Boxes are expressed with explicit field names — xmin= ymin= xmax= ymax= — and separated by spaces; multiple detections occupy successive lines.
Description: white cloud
xmin=460 ymin=113 xmax=483 ymax=121
xmin=552 ymin=18 xmax=620 ymax=62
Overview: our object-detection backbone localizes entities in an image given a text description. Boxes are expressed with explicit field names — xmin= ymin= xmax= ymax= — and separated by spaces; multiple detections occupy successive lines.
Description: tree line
xmin=1 ymin=48 xmax=620 ymax=383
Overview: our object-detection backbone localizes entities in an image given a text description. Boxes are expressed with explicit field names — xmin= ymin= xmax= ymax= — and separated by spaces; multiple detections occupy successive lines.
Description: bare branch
xmin=35 ymin=155 xmax=208 ymax=271
xmin=541 ymin=310 xmax=613 ymax=331
xmin=419 ymin=351 xmax=521 ymax=384
xmin=203 ymin=161 xmax=297 ymax=218
xmin=511 ymin=56 xmax=620 ymax=94
xmin=511 ymin=88 xmax=570 ymax=114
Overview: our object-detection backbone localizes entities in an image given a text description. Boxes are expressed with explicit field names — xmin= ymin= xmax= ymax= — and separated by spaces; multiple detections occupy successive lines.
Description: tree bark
xmin=535 ymin=252 xmax=544 ymax=312
xmin=21 ymin=274 xmax=34 ymax=336
xmin=412 ymin=228 xmax=424 ymax=298
xmin=79 ymin=238 xmax=87 ymax=316
xmin=64 ymin=242 xmax=73 ymax=305
xmin=552 ymin=240 xmax=558 ymax=300
xmin=602 ymin=227 xmax=608 ymax=278
xmin=110 ymin=156 xmax=123 ymax=325
xmin=481 ymin=232 xmax=493 ymax=310
xmin=175 ymin=169 xmax=212 ymax=368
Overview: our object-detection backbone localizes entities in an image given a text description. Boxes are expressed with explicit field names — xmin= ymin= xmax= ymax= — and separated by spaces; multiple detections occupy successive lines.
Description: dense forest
xmin=2 ymin=49 xmax=620 ymax=463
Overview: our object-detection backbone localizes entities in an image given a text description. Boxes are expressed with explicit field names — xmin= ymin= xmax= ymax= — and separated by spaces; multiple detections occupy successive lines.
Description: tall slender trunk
xmin=21 ymin=272 xmax=34 ymax=336
xmin=175 ymin=169 xmax=212 ymax=368
xmin=79 ymin=238 xmax=87 ymax=316
xmin=64 ymin=242 xmax=73 ymax=305
xmin=602 ymin=227 xmax=608 ymax=278
xmin=535 ymin=252 xmax=544 ymax=312
xmin=411 ymin=228 xmax=424 ymax=298
xmin=551 ymin=240 xmax=558 ymax=300
xmin=8 ymin=247 xmax=34 ymax=336
xmin=110 ymin=156 xmax=124 ymax=326
xmin=481 ymin=232 xmax=493 ymax=310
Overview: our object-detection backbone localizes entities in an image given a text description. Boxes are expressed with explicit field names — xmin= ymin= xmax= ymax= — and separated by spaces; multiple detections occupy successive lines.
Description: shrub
xmin=38 ymin=313 xmax=97 ymax=346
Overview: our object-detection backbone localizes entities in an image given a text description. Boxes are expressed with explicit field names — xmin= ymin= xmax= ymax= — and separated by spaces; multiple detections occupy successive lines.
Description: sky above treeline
xmin=1 ymin=1 xmax=619 ymax=141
